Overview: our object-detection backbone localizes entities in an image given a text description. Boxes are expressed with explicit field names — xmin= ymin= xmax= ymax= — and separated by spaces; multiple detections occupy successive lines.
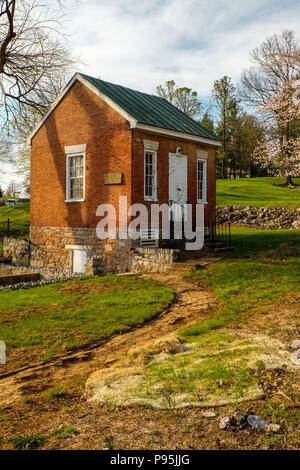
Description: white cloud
xmin=0 ymin=163 xmax=23 ymax=192
xmin=60 ymin=0 xmax=300 ymax=95
xmin=3 ymin=0 xmax=299 ymax=180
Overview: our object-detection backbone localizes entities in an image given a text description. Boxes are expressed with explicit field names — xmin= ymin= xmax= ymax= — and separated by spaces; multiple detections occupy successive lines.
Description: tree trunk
xmin=274 ymin=174 xmax=298 ymax=187
xmin=284 ymin=175 xmax=293 ymax=186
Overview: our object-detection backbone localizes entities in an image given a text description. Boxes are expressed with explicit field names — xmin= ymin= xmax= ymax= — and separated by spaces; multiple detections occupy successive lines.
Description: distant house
xmin=28 ymin=73 xmax=221 ymax=274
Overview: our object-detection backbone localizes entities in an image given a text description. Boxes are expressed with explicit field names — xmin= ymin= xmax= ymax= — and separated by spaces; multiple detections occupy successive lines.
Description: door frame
xmin=66 ymin=244 xmax=88 ymax=274
xmin=168 ymin=152 xmax=188 ymax=223
xmin=168 ymin=153 xmax=188 ymax=204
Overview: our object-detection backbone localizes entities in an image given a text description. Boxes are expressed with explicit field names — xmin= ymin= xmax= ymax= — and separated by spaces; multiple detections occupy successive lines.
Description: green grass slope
xmin=0 ymin=202 xmax=30 ymax=237
xmin=0 ymin=202 xmax=30 ymax=254
xmin=216 ymin=177 xmax=300 ymax=208
xmin=0 ymin=275 xmax=173 ymax=366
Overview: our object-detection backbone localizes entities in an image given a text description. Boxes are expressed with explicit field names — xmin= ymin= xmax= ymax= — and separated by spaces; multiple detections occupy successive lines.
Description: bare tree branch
xmin=0 ymin=0 xmax=76 ymax=139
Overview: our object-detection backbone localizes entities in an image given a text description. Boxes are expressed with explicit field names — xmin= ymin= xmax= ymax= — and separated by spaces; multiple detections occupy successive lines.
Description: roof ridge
xmin=80 ymin=73 xmax=220 ymax=141
xmin=27 ymin=73 xmax=221 ymax=145
xmin=80 ymin=73 xmax=159 ymax=99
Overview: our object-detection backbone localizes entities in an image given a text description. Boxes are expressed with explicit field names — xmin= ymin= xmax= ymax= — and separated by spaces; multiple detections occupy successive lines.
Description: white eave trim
xmin=27 ymin=73 xmax=137 ymax=145
xmin=135 ymin=123 xmax=222 ymax=147
xmin=26 ymin=72 xmax=221 ymax=148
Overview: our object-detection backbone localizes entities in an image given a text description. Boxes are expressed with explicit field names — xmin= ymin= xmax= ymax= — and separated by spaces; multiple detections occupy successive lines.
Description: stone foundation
xmin=3 ymin=238 xmax=30 ymax=266
xmin=30 ymin=226 xmax=132 ymax=274
xmin=3 ymin=227 xmax=182 ymax=275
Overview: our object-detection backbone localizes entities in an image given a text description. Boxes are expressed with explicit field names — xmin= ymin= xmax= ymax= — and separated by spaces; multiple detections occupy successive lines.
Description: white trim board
xmin=27 ymin=73 xmax=221 ymax=148
xmin=135 ymin=123 xmax=222 ymax=147
xmin=66 ymin=244 xmax=89 ymax=251
xmin=27 ymin=73 xmax=137 ymax=145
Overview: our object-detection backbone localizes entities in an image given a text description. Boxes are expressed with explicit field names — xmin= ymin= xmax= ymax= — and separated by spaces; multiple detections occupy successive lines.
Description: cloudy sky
xmin=1 ymin=0 xmax=300 ymax=190
xmin=66 ymin=0 xmax=300 ymax=95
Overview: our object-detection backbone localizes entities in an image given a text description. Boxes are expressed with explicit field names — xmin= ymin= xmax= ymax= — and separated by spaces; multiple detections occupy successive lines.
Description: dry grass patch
xmin=86 ymin=331 xmax=298 ymax=409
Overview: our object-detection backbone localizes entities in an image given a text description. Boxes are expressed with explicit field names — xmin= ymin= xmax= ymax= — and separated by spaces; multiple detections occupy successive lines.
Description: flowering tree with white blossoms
xmin=253 ymin=81 xmax=300 ymax=186
xmin=240 ymin=30 xmax=300 ymax=186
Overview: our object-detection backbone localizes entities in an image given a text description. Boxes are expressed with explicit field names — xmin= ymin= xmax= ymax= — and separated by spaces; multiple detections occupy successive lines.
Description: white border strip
xmin=136 ymin=123 xmax=222 ymax=147
xmin=27 ymin=73 xmax=222 ymax=148
xmin=27 ymin=73 xmax=137 ymax=145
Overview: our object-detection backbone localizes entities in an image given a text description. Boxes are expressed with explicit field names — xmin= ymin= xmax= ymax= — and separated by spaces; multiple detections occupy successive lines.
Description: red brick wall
xmin=30 ymin=80 xmax=216 ymax=231
xmin=131 ymin=130 xmax=216 ymax=226
xmin=30 ymin=80 xmax=132 ymax=228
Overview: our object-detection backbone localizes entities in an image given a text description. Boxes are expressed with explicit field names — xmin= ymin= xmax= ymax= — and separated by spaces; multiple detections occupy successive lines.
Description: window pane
xmin=70 ymin=178 xmax=83 ymax=199
xmin=145 ymin=152 xmax=155 ymax=198
xmin=68 ymin=155 xmax=84 ymax=200
xmin=69 ymin=157 xmax=75 ymax=177
xmin=197 ymin=160 xmax=205 ymax=201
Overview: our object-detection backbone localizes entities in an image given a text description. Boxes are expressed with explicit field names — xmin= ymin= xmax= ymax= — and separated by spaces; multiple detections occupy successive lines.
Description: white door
xmin=72 ymin=249 xmax=86 ymax=274
xmin=169 ymin=154 xmax=188 ymax=221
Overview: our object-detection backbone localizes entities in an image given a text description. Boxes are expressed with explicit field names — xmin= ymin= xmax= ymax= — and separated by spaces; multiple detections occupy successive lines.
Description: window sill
xmin=144 ymin=198 xmax=158 ymax=202
xmin=65 ymin=199 xmax=85 ymax=203
xmin=197 ymin=200 xmax=208 ymax=204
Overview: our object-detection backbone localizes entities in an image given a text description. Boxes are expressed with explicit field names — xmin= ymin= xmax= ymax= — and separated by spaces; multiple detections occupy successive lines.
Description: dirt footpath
xmin=0 ymin=269 xmax=217 ymax=407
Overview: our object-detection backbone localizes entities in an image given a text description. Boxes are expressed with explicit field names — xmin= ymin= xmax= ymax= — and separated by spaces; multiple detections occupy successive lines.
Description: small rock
xmin=233 ymin=411 xmax=246 ymax=423
xmin=247 ymin=414 xmax=269 ymax=430
xmin=201 ymin=411 xmax=216 ymax=418
xmin=258 ymin=418 xmax=269 ymax=430
xmin=267 ymin=423 xmax=280 ymax=432
xmin=247 ymin=415 xmax=260 ymax=428
xmin=291 ymin=340 xmax=300 ymax=349
xmin=291 ymin=350 xmax=300 ymax=365
xmin=219 ymin=416 xmax=231 ymax=430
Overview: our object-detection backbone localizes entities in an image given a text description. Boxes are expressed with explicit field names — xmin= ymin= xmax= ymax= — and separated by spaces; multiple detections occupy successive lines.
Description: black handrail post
xmin=228 ymin=221 xmax=231 ymax=246
xmin=6 ymin=218 xmax=10 ymax=237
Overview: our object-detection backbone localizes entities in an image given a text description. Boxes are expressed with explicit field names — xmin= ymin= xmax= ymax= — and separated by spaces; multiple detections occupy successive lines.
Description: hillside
xmin=0 ymin=202 xmax=30 ymax=254
xmin=216 ymin=177 xmax=300 ymax=208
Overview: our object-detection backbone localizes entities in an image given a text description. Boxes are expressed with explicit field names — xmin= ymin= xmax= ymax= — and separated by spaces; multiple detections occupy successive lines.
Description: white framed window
xmin=144 ymin=150 xmax=157 ymax=201
xmin=197 ymin=158 xmax=207 ymax=203
xmin=65 ymin=144 xmax=86 ymax=202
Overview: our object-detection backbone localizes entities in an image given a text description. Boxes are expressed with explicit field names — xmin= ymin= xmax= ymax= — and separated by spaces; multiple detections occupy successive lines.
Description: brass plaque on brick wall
xmin=103 ymin=172 xmax=123 ymax=185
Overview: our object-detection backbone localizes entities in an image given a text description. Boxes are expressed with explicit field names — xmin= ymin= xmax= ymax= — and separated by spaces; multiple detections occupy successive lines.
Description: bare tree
xmin=5 ymin=178 xmax=20 ymax=197
xmin=0 ymin=0 xmax=76 ymax=136
xmin=240 ymin=30 xmax=300 ymax=108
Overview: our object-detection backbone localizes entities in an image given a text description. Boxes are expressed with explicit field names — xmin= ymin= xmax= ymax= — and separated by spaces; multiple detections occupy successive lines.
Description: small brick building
xmin=28 ymin=73 xmax=221 ymax=274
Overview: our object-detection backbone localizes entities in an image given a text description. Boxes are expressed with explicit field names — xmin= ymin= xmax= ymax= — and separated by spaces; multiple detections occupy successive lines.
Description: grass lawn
xmin=180 ymin=226 xmax=300 ymax=339
xmin=85 ymin=227 xmax=300 ymax=431
xmin=216 ymin=177 xmax=300 ymax=207
xmin=0 ymin=203 xmax=30 ymax=255
xmin=1 ymin=228 xmax=299 ymax=450
xmin=0 ymin=275 xmax=173 ymax=370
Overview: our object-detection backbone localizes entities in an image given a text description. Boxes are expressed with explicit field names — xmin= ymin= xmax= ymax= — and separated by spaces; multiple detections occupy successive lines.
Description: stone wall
xmin=30 ymin=226 xmax=132 ymax=274
xmin=216 ymin=206 xmax=300 ymax=229
xmin=0 ymin=272 xmax=41 ymax=287
xmin=131 ymin=248 xmax=179 ymax=273
xmin=3 ymin=238 xmax=30 ymax=266
xmin=4 ymin=227 xmax=181 ymax=275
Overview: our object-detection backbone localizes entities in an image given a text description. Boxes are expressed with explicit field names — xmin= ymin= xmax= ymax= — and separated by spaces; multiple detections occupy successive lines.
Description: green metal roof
xmin=80 ymin=73 xmax=220 ymax=142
